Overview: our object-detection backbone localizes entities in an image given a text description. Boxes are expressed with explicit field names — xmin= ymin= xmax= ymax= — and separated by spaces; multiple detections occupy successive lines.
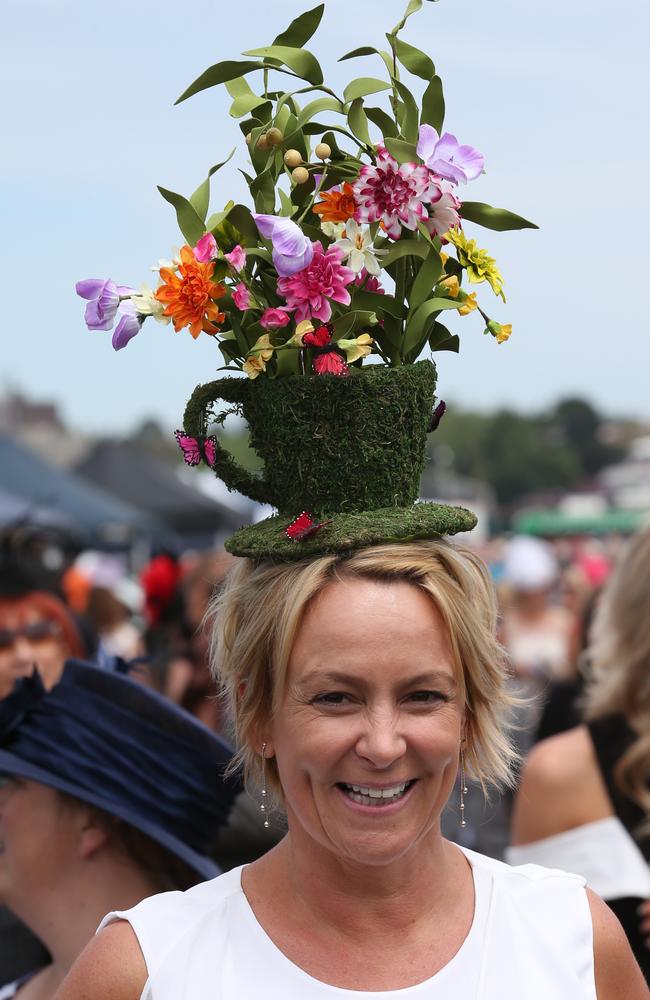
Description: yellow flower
xmin=486 ymin=320 xmax=512 ymax=344
xmin=337 ymin=333 xmax=374 ymax=363
xmin=243 ymin=334 xmax=274 ymax=378
xmin=438 ymin=275 xmax=460 ymax=298
xmin=446 ymin=229 xmax=506 ymax=302
xmin=458 ymin=292 xmax=478 ymax=316
xmin=286 ymin=320 xmax=315 ymax=347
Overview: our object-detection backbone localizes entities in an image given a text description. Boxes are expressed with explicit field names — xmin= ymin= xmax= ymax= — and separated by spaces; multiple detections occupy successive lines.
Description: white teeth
xmin=347 ymin=781 xmax=408 ymax=799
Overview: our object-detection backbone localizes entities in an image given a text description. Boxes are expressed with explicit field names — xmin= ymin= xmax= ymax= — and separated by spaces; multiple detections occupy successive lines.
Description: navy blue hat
xmin=0 ymin=660 xmax=238 ymax=880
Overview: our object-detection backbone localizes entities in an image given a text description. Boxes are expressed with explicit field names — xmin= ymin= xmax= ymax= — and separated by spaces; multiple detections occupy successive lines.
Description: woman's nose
xmin=355 ymin=709 xmax=407 ymax=768
xmin=12 ymin=638 xmax=36 ymax=675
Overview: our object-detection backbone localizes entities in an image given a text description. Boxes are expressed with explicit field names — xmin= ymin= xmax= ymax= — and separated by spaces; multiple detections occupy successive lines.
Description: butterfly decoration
xmin=174 ymin=430 xmax=218 ymax=468
xmin=428 ymin=400 xmax=447 ymax=433
xmin=302 ymin=325 xmax=350 ymax=377
xmin=285 ymin=511 xmax=333 ymax=542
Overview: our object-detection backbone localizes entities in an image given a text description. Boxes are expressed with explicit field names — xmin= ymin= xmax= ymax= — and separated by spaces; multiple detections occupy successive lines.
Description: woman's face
xmin=0 ymin=778 xmax=81 ymax=909
xmin=269 ymin=578 xmax=465 ymax=868
xmin=0 ymin=601 xmax=70 ymax=696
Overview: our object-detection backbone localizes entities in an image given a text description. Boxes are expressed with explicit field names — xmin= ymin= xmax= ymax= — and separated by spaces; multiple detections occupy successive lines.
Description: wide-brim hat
xmin=183 ymin=359 xmax=476 ymax=561
xmin=0 ymin=660 xmax=239 ymax=880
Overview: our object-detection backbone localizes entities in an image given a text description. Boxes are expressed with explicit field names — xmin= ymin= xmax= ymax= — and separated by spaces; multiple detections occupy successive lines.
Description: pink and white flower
xmin=277 ymin=241 xmax=355 ymax=324
xmin=353 ymin=153 xmax=430 ymax=239
xmin=424 ymin=179 xmax=462 ymax=237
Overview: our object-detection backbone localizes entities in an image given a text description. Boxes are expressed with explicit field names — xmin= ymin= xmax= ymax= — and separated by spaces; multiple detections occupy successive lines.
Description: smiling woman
xmin=55 ymin=541 xmax=648 ymax=999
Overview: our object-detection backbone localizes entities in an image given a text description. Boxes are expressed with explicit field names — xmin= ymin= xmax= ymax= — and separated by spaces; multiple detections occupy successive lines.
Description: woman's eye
xmin=312 ymin=691 xmax=348 ymax=706
xmin=408 ymin=690 xmax=450 ymax=704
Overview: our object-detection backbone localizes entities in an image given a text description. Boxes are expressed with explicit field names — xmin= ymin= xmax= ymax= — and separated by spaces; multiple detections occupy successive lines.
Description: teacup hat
xmin=76 ymin=2 xmax=536 ymax=560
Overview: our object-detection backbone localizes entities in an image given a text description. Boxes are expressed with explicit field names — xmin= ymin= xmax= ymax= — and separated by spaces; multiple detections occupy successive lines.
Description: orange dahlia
xmin=312 ymin=182 xmax=357 ymax=224
xmin=155 ymin=245 xmax=226 ymax=339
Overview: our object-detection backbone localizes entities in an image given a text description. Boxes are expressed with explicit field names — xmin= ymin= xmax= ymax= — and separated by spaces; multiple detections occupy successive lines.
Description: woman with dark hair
xmin=0 ymin=659 xmax=237 ymax=998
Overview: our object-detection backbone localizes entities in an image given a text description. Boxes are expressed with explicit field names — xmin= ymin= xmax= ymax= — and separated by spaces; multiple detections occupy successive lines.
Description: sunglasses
xmin=0 ymin=622 xmax=64 ymax=650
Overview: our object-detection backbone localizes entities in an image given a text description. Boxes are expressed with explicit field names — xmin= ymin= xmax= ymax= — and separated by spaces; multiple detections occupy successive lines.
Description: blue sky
xmin=3 ymin=0 xmax=648 ymax=433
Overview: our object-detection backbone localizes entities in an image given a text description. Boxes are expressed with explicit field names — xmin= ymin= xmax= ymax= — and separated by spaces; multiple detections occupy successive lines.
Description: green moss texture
xmin=225 ymin=503 xmax=477 ymax=562
xmin=184 ymin=360 xmax=438 ymax=515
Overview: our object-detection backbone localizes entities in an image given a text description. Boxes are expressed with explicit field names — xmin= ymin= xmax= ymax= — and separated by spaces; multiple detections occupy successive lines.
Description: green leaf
xmin=343 ymin=78 xmax=391 ymax=104
xmin=347 ymin=98 xmax=371 ymax=146
xmin=383 ymin=137 xmax=418 ymax=164
xmin=460 ymin=201 xmax=539 ymax=231
xmin=380 ymin=238 xmax=429 ymax=267
xmin=189 ymin=150 xmax=235 ymax=221
xmin=331 ymin=310 xmax=378 ymax=340
xmin=429 ymin=321 xmax=459 ymax=352
xmin=394 ymin=80 xmax=419 ymax=142
xmin=338 ymin=46 xmax=395 ymax=77
xmin=229 ymin=93 xmax=268 ymax=118
xmin=364 ymin=106 xmax=398 ymax=139
xmin=351 ymin=290 xmax=404 ymax=319
xmin=392 ymin=36 xmax=435 ymax=80
xmin=297 ymin=96 xmax=344 ymax=126
xmin=157 ymin=187 xmax=206 ymax=245
xmin=227 ymin=203 xmax=264 ymax=243
xmin=391 ymin=0 xmax=423 ymax=36
xmin=273 ymin=4 xmax=324 ymax=47
xmin=404 ymin=296 xmax=459 ymax=357
xmin=408 ymin=251 xmax=444 ymax=311
xmin=421 ymin=75 xmax=445 ymax=131
xmin=278 ymin=188 xmax=294 ymax=216
xmin=175 ymin=61 xmax=265 ymax=105
xmin=242 ymin=45 xmax=323 ymax=86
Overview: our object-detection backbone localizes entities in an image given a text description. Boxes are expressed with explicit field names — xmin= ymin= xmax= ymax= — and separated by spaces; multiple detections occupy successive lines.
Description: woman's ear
xmin=76 ymin=811 xmax=110 ymax=861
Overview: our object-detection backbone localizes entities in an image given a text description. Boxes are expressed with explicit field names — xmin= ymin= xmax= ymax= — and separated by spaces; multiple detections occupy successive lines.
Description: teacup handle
xmin=183 ymin=378 xmax=273 ymax=506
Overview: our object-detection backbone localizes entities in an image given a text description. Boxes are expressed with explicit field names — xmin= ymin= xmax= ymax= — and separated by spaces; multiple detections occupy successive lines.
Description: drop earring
xmin=260 ymin=742 xmax=269 ymax=829
xmin=459 ymin=741 xmax=468 ymax=828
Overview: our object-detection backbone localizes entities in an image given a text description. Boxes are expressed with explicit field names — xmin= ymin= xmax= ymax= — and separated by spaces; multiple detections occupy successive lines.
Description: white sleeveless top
xmin=506 ymin=815 xmax=650 ymax=900
xmin=99 ymin=847 xmax=595 ymax=999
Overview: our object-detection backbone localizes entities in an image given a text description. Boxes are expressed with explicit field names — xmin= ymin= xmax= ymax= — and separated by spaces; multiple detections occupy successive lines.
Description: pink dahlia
xmin=277 ymin=241 xmax=355 ymax=324
xmin=353 ymin=153 xmax=430 ymax=239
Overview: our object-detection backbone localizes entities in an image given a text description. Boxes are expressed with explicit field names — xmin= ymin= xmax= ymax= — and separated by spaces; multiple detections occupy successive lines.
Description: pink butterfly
xmin=285 ymin=511 xmax=332 ymax=542
xmin=174 ymin=430 xmax=218 ymax=468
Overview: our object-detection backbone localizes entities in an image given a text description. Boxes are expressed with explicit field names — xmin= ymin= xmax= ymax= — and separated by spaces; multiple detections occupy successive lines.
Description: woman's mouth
xmin=337 ymin=780 xmax=416 ymax=807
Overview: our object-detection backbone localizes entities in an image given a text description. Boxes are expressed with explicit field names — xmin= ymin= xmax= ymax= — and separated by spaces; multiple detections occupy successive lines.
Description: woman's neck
xmin=250 ymin=824 xmax=467 ymax=942
xmin=9 ymin=857 xmax=160 ymax=988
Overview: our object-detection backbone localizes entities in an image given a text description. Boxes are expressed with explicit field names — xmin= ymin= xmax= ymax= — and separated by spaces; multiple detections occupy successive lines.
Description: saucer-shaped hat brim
xmin=225 ymin=503 xmax=477 ymax=562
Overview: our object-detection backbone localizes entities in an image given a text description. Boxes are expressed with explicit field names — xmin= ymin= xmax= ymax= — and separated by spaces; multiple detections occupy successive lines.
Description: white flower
xmin=320 ymin=220 xmax=346 ymax=240
xmin=129 ymin=284 xmax=170 ymax=324
xmin=151 ymin=247 xmax=181 ymax=272
xmin=335 ymin=220 xmax=386 ymax=276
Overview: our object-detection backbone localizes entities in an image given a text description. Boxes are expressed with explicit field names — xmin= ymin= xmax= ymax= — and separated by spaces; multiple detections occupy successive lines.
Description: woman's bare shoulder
xmin=511 ymin=725 xmax=613 ymax=845
xmin=588 ymin=889 xmax=649 ymax=999
xmin=53 ymin=920 xmax=147 ymax=1000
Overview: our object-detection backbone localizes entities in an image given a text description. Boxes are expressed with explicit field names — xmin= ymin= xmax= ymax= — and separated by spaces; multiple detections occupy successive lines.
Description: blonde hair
xmin=208 ymin=540 xmax=517 ymax=799
xmin=584 ymin=527 xmax=650 ymax=821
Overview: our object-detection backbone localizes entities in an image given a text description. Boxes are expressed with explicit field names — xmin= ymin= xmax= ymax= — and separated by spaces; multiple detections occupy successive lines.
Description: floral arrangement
xmin=76 ymin=0 xmax=536 ymax=380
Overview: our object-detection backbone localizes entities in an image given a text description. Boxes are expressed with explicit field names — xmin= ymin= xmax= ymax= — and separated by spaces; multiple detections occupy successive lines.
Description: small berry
xmin=315 ymin=142 xmax=332 ymax=160
xmin=245 ymin=133 xmax=252 ymax=145
xmin=292 ymin=166 xmax=310 ymax=185
xmin=257 ymin=134 xmax=270 ymax=151
xmin=266 ymin=127 xmax=283 ymax=146
xmin=283 ymin=149 xmax=303 ymax=168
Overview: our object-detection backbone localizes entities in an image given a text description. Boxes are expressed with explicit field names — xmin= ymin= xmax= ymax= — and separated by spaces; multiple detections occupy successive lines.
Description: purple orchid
xmin=75 ymin=278 xmax=137 ymax=331
xmin=252 ymin=213 xmax=314 ymax=277
xmin=416 ymin=125 xmax=485 ymax=185
xmin=111 ymin=302 xmax=143 ymax=351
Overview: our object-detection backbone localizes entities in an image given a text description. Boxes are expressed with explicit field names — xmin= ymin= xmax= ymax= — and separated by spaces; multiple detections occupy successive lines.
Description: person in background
xmin=508 ymin=526 xmax=650 ymax=981
xmin=0 ymin=658 xmax=237 ymax=998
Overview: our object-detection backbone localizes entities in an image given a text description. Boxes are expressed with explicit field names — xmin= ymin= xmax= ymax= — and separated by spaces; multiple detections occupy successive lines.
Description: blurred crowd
xmin=0 ymin=519 xmax=648 ymax=993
